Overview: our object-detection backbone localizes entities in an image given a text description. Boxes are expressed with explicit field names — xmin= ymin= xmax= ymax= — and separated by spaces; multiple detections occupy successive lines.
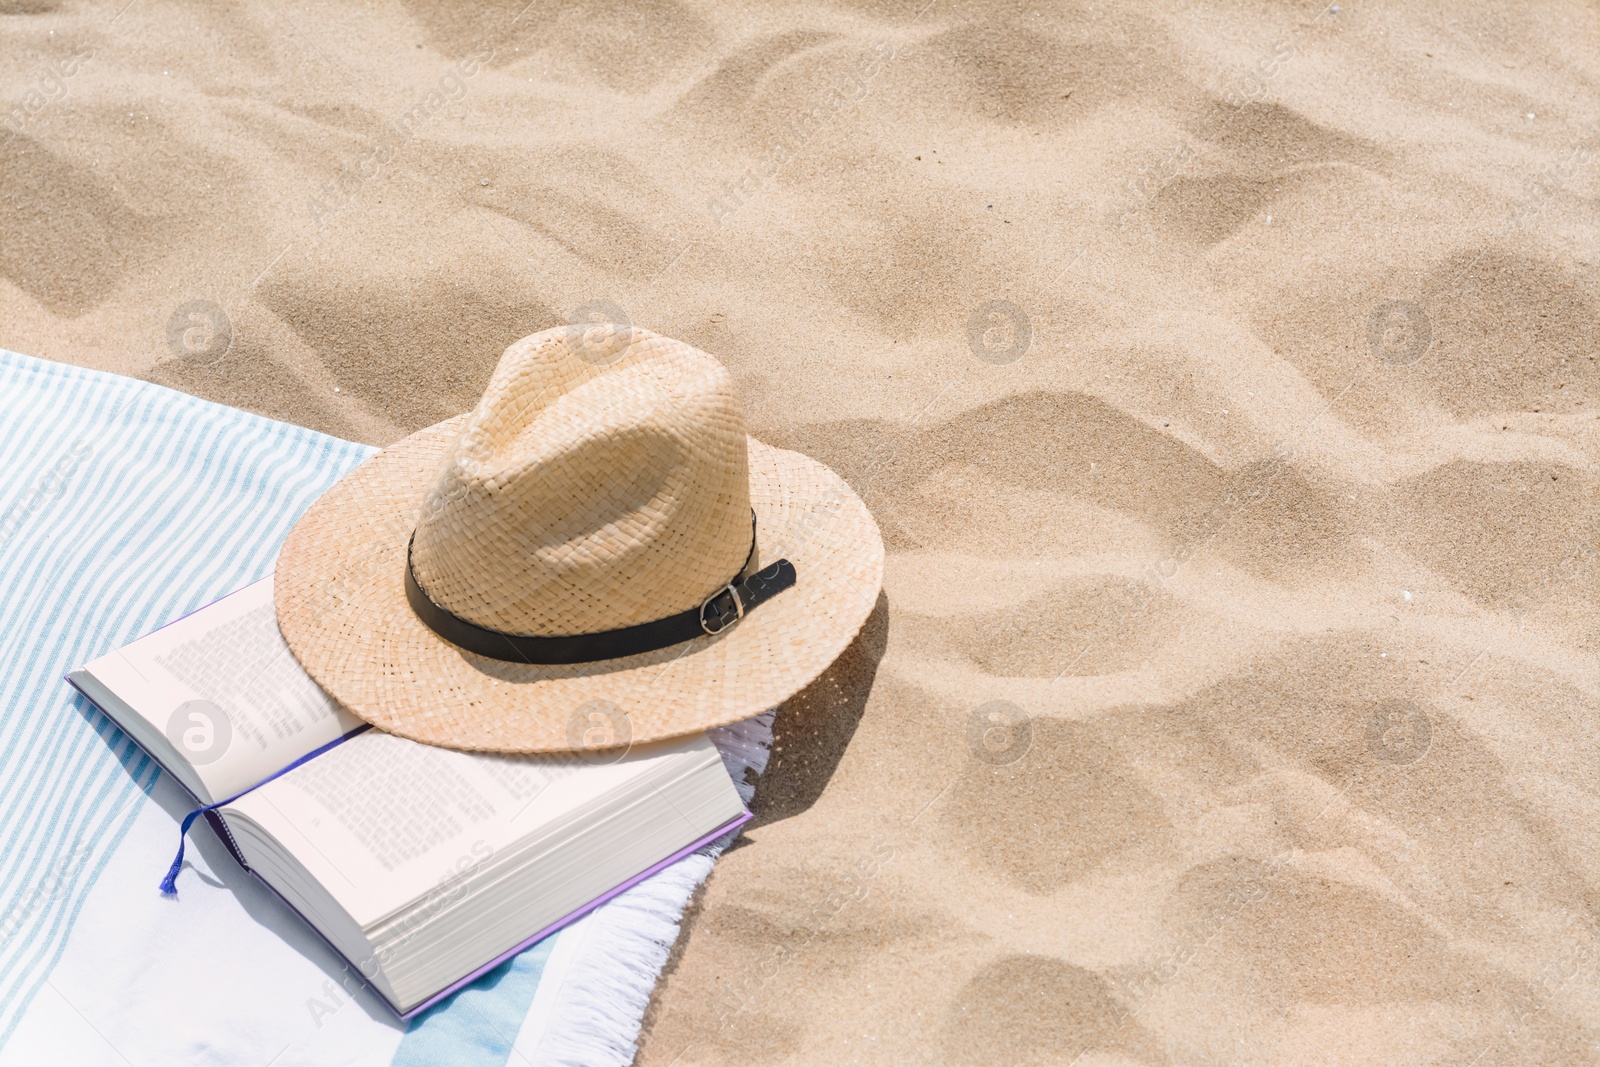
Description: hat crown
xmin=409 ymin=326 xmax=752 ymax=638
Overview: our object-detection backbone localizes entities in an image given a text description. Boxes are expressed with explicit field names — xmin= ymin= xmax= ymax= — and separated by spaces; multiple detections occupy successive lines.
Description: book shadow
xmin=67 ymin=585 xmax=884 ymax=1022
xmin=71 ymin=698 xmax=405 ymax=1031
xmin=737 ymin=590 xmax=888 ymax=840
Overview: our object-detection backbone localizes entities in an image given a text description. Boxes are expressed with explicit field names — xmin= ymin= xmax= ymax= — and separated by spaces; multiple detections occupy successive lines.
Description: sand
xmin=4 ymin=0 xmax=1600 ymax=1062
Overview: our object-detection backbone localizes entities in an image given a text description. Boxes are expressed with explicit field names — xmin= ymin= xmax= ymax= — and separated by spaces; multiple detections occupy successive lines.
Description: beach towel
xmin=0 ymin=350 xmax=768 ymax=1066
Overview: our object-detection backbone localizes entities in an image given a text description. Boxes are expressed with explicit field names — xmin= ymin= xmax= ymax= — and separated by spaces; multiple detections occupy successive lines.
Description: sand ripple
xmin=3 ymin=0 xmax=1598 ymax=1062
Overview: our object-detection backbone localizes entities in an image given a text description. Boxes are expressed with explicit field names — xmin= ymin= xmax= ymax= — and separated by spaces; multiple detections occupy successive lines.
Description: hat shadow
xmin=740 ymin=590 xmax=889 ymax=835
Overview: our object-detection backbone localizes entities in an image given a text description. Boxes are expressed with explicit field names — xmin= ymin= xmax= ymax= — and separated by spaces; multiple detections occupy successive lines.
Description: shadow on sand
xmin=740 ymin=589 xmax=889 ymax=837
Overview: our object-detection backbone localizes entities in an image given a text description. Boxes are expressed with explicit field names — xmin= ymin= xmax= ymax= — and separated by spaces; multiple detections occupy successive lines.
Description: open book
xmin=67 ymin=578 xmax=749 ymax=1018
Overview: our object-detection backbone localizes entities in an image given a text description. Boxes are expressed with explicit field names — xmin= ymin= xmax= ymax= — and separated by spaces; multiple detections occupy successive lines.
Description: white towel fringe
xmin=529 ymin=709 xmax=776 ymax=1067
xmin=709 ymin=708 xmax=778 ymax=807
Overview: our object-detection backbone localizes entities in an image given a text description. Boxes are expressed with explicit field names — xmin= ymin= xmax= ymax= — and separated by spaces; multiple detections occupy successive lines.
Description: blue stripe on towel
xmin=0 ymin=351 xmax=375 ymax=1048
xmin=392 ymin=937 xmax=556 ymax=1066
xmin=0 ymin=351 xmax=667 ymax=1062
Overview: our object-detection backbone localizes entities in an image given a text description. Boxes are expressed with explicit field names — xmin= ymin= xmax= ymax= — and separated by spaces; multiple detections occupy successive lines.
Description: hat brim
xmin=274 ymin=414 xmax=884 ymax=753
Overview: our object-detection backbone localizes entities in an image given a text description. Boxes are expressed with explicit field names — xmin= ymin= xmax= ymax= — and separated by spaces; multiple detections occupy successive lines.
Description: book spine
xmin=202 ymin=810 xmax=250 ymax=870
xmin=399 ymin=808 xmax=754 ymax=1020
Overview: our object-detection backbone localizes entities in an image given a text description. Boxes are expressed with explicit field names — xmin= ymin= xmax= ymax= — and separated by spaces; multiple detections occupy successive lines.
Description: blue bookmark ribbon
xmin=160 ymin=724 xmax=371 ymax=895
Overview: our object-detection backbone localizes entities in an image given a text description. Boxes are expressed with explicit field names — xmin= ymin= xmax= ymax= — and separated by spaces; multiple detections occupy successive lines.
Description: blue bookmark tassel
xmin=159 ymin=804 xmax=221 ymax=895
xmin=159 ymin=723 xmax=370 ymax=895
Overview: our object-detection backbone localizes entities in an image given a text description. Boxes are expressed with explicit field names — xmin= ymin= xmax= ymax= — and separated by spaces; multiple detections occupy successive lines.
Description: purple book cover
xmin=67 ymin=677 xmax=751 ymax=1021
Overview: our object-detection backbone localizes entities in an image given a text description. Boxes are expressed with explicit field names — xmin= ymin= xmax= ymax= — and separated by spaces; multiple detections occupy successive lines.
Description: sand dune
xmin=4 ymin=0 xmax=1599 ymax=1063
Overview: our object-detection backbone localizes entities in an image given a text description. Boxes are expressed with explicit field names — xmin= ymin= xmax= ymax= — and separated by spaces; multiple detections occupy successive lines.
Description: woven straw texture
xmin=411 ymin=327 xmax=753 ymax=636
xmin=274 ymin=328 xmax=883 ymax=753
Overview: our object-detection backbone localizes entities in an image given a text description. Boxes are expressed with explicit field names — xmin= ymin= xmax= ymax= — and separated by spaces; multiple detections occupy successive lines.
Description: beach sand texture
xmin=4 ymin=1 xmax=1599 ymax=1063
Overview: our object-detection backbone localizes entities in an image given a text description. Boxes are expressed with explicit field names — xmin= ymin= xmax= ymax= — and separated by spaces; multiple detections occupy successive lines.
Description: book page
xmin=75 ymin=577 xmax=363 ymax=801
xmin=228 ymin=728 xmax=716 ymax=926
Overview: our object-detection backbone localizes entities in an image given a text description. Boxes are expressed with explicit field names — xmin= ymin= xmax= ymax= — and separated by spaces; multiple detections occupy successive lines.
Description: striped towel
xmin=0 ymin=350 xmax=767 ymax=1066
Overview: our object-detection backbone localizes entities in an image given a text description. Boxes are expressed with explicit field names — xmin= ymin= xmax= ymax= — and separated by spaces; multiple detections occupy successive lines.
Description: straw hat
xmin=274 ymin=325 xmax=883 ymax=753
